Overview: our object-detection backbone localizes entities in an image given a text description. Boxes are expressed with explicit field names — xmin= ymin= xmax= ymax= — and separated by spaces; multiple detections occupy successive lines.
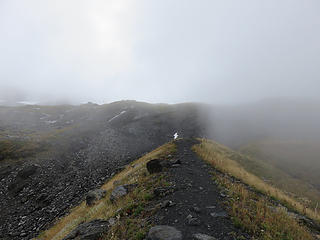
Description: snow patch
xmin=17 ymin=101 xmax=38 ymax=105
xmin=45 ymin=120 xmax=57 ymax=124
xmin=108 ymin=111 xmax=126 ymax=122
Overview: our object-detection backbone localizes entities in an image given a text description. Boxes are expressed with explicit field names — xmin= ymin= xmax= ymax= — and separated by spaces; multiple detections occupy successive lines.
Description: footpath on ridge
xmin=149 ymin=138 xmax=250 ymax=240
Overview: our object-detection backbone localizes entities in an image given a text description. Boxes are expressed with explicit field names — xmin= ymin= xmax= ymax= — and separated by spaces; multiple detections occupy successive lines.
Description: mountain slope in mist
xmin=0 ymin=101 xmax=207 ymax=239
xmin=1 ymin=98 xmax=320 ymax=239
xmin=203 ymin=98 xmax=320 ymax=208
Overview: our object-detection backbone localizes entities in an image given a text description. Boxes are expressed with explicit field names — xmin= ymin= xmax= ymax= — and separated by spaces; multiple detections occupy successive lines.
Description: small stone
xmin=210 ymin=211 xmax=228 ymax=218
xmin=108 ymin=218 xmax=116 ymax=226
xmin=191 ymin=206 xmax=201 ymax=213
xmin=171 ymin=164 xmax=181 ymax=168
xmin=161 ymin=200 xmax=175 ymax=208
xmin=220 ymin=193 xmax=226 ymax=198
xmin=186 ymin=214 xmax=201 ymax=226
xmin=206 ymin=206 xmax=216 ymax=209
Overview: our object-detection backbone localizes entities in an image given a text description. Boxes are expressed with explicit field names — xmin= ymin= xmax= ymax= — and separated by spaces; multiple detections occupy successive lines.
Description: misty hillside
xmin=1 ymin=99 xmax=320 ymax=239
xmin=203 ymin=99 xmax=320 ymax=205
xmin=0 ymin=101 xmax=206 ymax=239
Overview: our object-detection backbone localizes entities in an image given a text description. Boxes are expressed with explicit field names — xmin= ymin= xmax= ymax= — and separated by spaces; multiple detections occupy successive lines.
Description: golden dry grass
xmin=193 ymin=139 xmax=320 ymax=239
xmin=36 ymin=142 xmax=176 ymax=240
xmin=192 ymin=138 xmax=320 ymax=222
xmin=216 ymin=174 xmax=314 ymax=240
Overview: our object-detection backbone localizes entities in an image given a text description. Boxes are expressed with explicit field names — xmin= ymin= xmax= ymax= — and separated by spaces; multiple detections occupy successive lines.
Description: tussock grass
xmin=216 ymin=174 xmax=314 ymax=240
xmin=36 ymin=142 xmax=176 ymax=240
xmin=193 ymin=139 xmax=320 ymax=221
xmin=193 ymin=139 xmax=319 ymax=239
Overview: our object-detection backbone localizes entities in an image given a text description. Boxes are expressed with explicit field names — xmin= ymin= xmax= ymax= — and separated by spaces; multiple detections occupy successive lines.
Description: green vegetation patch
xmin=0 ymin=139 xmax=46 ymax=161
xmin=104 ymin=170 xmax=171 ymax=240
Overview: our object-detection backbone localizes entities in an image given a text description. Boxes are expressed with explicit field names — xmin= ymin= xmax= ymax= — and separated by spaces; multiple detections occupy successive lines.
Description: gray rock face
xmin=110 ymin=184 xmax=137 ymax=203
xmin=110 ymin=185 xmax=127 ymax=203
xmin=62 ymin=219 xmax=109 ymax=240
xmin=147 ymin=159 xmax=163 ymax=174
xmin=85 ymin=189 xmax=106 ymax=206
xmin=193 ymin=233 xmax=217 ymax=240
xmin=147 ymin=225 xmax=182 ymax=240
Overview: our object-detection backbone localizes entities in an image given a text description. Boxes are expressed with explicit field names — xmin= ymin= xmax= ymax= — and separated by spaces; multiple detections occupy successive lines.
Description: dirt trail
xmin=153 ymin=139 xmax=250 ymax=240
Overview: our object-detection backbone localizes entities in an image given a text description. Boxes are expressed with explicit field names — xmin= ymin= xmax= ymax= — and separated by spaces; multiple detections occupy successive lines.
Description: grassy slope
xmin=239 ymin=139 xmax=320 ymax=208
xmin=37 ymin=142 xmax=176 ymax=240
xmin=193 ymin=139 xmax=319 ymax=240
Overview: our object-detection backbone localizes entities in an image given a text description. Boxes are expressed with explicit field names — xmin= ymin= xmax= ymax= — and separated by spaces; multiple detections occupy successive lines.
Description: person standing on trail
xmin=173 ymin=132 xmax=178 ymax=140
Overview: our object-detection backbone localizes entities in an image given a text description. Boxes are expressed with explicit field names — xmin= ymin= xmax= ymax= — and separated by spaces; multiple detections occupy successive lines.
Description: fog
xmin=0 ymin=0 xmax=320 ymax=105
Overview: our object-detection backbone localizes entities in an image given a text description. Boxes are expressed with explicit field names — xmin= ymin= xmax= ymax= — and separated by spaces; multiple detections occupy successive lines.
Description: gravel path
xmin=154 ymin=139 xmax=250 ymax=240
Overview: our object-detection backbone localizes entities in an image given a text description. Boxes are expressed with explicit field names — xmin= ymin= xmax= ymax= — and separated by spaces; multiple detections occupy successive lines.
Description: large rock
xmin=146 ymin=159 xmax=163 ymax=174
xmin=110 ymin=184 xmax=137 ymax=203
xmin=193 ymin=233 xmax=217 ymax=240
xmin=62 ymin=219 xmax=109 ymax=240
xmin=146 ymin=225 xmax=182 ymax=240
xmin=86 ymin=189 xmax=106 ymax=206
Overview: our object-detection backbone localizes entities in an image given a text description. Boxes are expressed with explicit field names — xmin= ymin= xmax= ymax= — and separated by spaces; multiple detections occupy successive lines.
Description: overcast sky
xmin=0 ymin=0 xmax=319 ymax=104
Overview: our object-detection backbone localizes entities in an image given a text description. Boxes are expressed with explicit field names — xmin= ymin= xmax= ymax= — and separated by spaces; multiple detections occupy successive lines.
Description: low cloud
xmin=0 ymin=0 xmax=319 ymax=104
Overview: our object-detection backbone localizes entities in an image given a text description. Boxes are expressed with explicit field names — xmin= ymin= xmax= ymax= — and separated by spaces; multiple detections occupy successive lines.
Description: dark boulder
xmin=146 ymin=159 xmax=163 ymax=174
xmin=62 ymin=219 xmax=109 ymax=240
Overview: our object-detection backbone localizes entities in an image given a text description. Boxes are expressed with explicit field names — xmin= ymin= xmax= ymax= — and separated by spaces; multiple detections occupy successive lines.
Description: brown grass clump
xmin=215 ymin=173 xmax=313 ymax=240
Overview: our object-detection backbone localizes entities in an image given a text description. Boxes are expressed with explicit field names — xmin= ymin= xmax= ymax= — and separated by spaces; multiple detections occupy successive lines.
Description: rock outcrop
xmin=85 ymin=189 xmax=106 ymax=206
xmin=62 ymin=219 xmax=109 ymax=240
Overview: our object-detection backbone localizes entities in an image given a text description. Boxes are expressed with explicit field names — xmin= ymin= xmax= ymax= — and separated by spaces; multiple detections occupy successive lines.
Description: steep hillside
xmin=2 ymin=99 xmax=320 ymax=239
xmin=0 ymin=101 xmax=206 ymax=240
xmin=239 ymin=139 xmax=320 ymax=208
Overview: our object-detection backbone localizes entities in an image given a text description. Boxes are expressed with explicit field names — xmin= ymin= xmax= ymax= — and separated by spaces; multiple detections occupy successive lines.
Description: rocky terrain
xmin=0 ymin=101 xmax=207 ymax=240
